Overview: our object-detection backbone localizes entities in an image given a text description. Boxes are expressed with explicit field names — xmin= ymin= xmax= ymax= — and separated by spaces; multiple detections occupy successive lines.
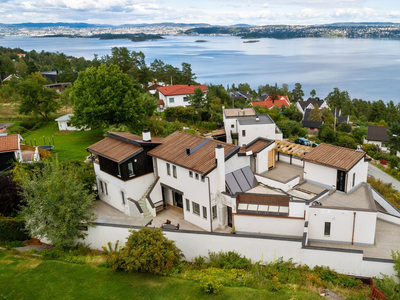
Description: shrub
xmin=206 ymin=251 xmax=251 ymax=270
xmin=380 ymin=159 xmax=388 ymax=165
xmin=20 ymin=119 xmax=41 ymax=130
xmin=200 ymin=275 xmax=223 ymax=294
xmin=106 ymin=227 xmax=183 ymax=275
xmin=0 ymin=217 xmax=30 ymax=242
xmin=7 ymin=126 xmax=27 ymax=134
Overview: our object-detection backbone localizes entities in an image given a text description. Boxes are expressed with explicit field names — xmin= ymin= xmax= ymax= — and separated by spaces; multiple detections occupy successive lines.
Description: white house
xmin=222 ymin=107 xmax=283 ymax=146
xmin=55 ymin=114 xmax=90 ymax=131
xmin=364 ymin=125 xmax=389 ymax=152
xmin=296 ymin=98 xmax=330 ymax=115
xmin=0 ymin=134 xmax=22 ymax=171
xmin=157 ymin=84 xmax=208 ymax=110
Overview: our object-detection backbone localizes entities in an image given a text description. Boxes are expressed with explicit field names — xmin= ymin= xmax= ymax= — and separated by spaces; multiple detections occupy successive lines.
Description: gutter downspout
xmin=206 ymin=176 xmax=212 ymax=232
xmin=351 ymin=212 xmax=356 ymax=245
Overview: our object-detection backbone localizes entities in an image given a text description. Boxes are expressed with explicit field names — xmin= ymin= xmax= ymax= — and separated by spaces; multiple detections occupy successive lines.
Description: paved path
xmin=368 ymin=163 xmax=400 ymax=191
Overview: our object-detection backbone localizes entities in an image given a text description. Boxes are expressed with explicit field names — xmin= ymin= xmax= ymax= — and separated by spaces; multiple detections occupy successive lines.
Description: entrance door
xmin=161 ymin=186 xmax=166 ymax=208
xmin=337 ymin=170 xmax=346 ymax=192
xmin=227 ymin=206 xmax=232 ymax=228
xmin=173 ymin=191 xmax=183 ymax=209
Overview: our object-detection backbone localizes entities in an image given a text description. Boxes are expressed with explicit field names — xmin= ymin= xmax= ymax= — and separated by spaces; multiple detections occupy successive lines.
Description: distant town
xmin=1 ymin=22 xmax=400 ymax=39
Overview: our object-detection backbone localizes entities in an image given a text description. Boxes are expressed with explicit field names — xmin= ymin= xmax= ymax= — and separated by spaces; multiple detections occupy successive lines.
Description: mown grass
xmin=3 ymin=120 xmax=103 ymax=162
xmin=0 ymin=250 xmax=324 ymax=300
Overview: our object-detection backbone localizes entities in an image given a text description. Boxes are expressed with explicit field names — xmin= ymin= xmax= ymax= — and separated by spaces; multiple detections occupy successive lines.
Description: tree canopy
xmin=70 ymin=64 xmax=148 ymax=129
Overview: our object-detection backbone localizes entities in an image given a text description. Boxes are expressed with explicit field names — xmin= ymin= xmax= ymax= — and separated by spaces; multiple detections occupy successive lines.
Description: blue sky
xmin=0 ymin=0 xmax=399 ymax=25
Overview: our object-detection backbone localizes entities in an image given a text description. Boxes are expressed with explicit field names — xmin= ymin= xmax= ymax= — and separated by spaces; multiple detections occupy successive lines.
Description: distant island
xmin=195 ymin=40 xmax=208 ymax=42
xmin=243 ymin=40 xmax=259 ymax=43
xmin=36 ymin=33 xmax=164 ymax=42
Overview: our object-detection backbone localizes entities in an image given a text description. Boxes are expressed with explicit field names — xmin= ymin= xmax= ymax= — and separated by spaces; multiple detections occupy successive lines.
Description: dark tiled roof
xmin=299 ymin=98 xmax=326 ymax=111
xmin=0 ymin=134 xmax=19 ymax=153
xmin=366 ymin=126 xmax=389 ymax=142
xmin=147 ymin=131 xmax=239 ymax=175
xmin=302 ymin=143 xmax=365 ymax=172
xmin=109 ymin=132 xmax=164 ymax=145
xmin=302 ymin=109 xmax=323 ymax=128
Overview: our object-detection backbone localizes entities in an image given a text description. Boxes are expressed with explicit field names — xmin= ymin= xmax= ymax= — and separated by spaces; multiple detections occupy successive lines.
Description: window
xmin=183 ymin=97 xmax=188 ymax=102
xmin=104 ymin=183 xmax=108 ymax=195
xmin=195 ymin=173 xmax=199 ymax=180
xmin=169 ymin=97 xmax=174 ymax=103
xmin=121 ymin=191 xmax=125 ymax=204
xmin=231 ymin=124 xmax=234 ymax=128
xmin=212 ymin=205 xmax=217 ymax=219
xmin=128 ymin=162 xmax=134 ymax=177
xmin=167 ymin=163 xmax=171 ymax=175
xmin=99 ymin=180 xmax=104 ymax=193
xmin=201 ymin=176 xmax=205 ymax=182
xmin=117 ymin=164 xmax=121 ymax=177
xmin=192 ymin=202 xmax=200 ymax=215
xmin=186 ymin=199 xmax=190 ymax=212
xmin=324 ymin=222 xmax=331 ymax=236
xmin=242 ymin=130 xmax=246 ymax=137
xmin=189 ymin=171 xmax=193 ymax=178
xmin=203 ymin=206 xmax=207 ymax=219
xmin=173 ymin=165 xmax=177 ymax=178
xmin=352 ymin=173 xmax=355 ymax=187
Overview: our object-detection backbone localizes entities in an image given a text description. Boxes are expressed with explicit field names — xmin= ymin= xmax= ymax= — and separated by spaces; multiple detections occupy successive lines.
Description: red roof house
xmin=157 ymin=84 xmax=208 ymax=111
xmin=251 ymin=95 xmax=290 ymax=109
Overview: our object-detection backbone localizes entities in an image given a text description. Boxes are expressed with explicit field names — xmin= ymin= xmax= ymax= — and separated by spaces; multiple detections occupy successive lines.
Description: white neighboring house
xmin=157 ymin=84 xmax=208 ymax=111
xmin=55 ymin=114 xmax=90 ymax=131
xmin=222 ymin=107 xmax=283 ymax=146
xmin=364 ymin=125 xmax=389 ymax=152
xmin=296 ymin=98 xmax=330 ymax=115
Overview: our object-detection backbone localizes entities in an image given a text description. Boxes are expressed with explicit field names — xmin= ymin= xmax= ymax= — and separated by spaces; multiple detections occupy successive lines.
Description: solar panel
xmin=225 ymin=173 xmax=242 ymax=194
xmin=233 ymin=169 xmax=251 ymax=192
xmin=241 ymin=166 xmax=257 ymax=188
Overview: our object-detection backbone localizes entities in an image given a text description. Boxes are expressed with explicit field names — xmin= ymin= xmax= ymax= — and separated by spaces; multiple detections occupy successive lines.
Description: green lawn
xmin=13 ymin=121 xmax=103 ymax=162
xmin=0 ymin=251 xmax=322 ymax=300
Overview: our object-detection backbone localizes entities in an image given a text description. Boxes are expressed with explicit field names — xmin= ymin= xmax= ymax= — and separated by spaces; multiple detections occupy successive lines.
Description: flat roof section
xmin=237 ymin=115 xmax=274 ymax=125
xmin=259 ymin=161 xmax=304 ymax=183
xmin=224 ymin=107 xmax=256 ymax=118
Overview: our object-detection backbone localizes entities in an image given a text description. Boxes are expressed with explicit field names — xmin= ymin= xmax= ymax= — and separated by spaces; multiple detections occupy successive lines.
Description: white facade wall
xmin=308 ymin=207 xmax=377 ymax=245
xmin=304 ymin=162 xmax=337 ymax=189
xmin=237 ymin=123 xmax=275 ymax=147
xmin=289 ymin=202 xmax=306 ymax=218
xmin=255 ymin=144 xmax=275 ymax=174
xmin=224 ymin=154 xmax=250 ymax=174
xmin=159 ymin=93 xmax=190 ymax=108
xmin=377 ymin=212 xmax=400 ymax=226
xmin=57 ymin=120 xmax=78 ymax=131
xmin=364 ymin=139 xmax=388 ymax=152
xmin=224 ymin=118 xmax=237 ymax=144
xmin=255 ymin=174 xmax=300 ymax=192
xmin=79 ymin=225 xmax=396 ymax=278
xmin=234 ymin=215 xmax=305 ymax=237
xmin=94 ymin=163 xmax=154 ymax=215
xmin=277 ymin=154 xmax=304 ymax=167
xmin=347 ymin=158 xmax=368 ymax=193
xmin=156 ymin=158 xmax=213 ymax=231
xmin=373 ymin=189 xmax=400 ymax=217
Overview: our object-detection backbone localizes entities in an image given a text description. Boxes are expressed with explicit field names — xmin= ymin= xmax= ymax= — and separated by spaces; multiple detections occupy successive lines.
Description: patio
xmin=260 ymin=161 xmax=304 ymax=182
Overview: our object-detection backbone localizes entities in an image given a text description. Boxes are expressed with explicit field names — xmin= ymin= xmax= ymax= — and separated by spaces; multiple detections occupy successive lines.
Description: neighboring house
xmin=2 ymin=74 xmax=19 ymax=82
xmin=296 ymin=98 xmax=329 ymax=115
xmin=41 ymin=70 xmax=78 ymax=83
xmin=222 ymin=107 xmax=283 ymax=146
xmin=86 ymin=131 xmax=163 ymax=216
xmin=228 ymin=91 xmax=253 ymax=102
xmin=43 ymin=82 xmax=71 ymax=93
xmin=364 ymin=125 xmax=389 ymax=152
xmin=0 ymin=134 xmax=22 ymax=172
xmin=302 ymin=109 xmax=349 ymax=133
xmin=254 ymin=92 xmax=269 ymax=102
xmin=147 ymin=82 xmax=164 ymax=95
xmin=55 ymin=114 xmax=90 ymax=131
xmin=251 ymin=95 xmax=290 ymax=109
xmin=157 ymin=84 xmax=208 ymax=110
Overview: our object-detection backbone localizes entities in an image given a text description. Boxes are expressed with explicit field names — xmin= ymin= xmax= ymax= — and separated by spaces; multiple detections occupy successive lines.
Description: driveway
xmin=368 ymin=163 xmax=400 ymax=191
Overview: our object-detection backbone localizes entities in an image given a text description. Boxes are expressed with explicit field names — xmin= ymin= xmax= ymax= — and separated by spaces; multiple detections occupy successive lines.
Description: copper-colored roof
xmin=148 ymin=131 xmax=238 ymax=175
xmin=302 ymin=143 xmax=365 ymax=172
xmin=87 ymin=137 xmax=143 ymax=163
xmin=239 ymin=138 xmax=274 ymax=155
xmin=108 ymin=132 xmax=164 ymax=144
xmin=157 ymin=84 xmax=208 ymax=96
xmin=224 ymin=108 xmax=256 ymax=117
xmin=211 ymin=129 xmax=226 ymax=136
xmin=0 ymin=134 xmax=19 ymax=153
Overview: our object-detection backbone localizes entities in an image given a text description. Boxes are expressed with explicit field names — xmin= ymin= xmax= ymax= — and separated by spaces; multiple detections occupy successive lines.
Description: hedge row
xmin=0 ymin=217 xmax=30 ymax=242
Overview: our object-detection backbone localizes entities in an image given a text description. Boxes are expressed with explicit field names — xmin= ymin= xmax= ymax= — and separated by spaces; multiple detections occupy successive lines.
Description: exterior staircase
xmin=137 ymin=184 xmax=154 ymax=219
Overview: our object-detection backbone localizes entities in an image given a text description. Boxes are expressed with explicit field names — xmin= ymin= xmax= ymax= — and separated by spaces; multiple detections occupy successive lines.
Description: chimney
xmin=255 ymin=115 xmax=259 ymax=122
xmin=186 ymin=147 xmax=191 ymax=155
xmin=142 ymin=129 xmax=151 ymax=142
xmin=215 ymin=144 xmax=225 ymax=193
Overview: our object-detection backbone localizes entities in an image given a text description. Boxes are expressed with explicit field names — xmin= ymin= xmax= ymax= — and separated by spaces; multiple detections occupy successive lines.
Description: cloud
xmin=331 ymin=7 xmax=377 ymax=19
xmin=387 ymin=11 xmax=400 ymax=17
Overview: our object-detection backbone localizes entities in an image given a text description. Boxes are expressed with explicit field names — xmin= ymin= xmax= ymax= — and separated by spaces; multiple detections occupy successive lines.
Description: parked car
xmin=312 ymin=142 xmax=319 ymax=148
xmin=294 ymin=138 xmax=311 ymax=146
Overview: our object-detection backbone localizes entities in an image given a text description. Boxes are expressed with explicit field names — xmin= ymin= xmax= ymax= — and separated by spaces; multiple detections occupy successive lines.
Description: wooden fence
xmin=370 ymin=279 xmax=387 ymax=300
xmin=20 ymin=144 xmax=51 ymax=158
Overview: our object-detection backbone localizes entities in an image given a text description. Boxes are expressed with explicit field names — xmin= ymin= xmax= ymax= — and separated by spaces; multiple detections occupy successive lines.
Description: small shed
xmin=55 ymin=114 xmax=78 ymax=131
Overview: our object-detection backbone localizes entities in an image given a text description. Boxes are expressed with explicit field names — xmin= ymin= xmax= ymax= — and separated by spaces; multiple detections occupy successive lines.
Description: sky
xmin=0 ymin=0 xmax=399 ymax=26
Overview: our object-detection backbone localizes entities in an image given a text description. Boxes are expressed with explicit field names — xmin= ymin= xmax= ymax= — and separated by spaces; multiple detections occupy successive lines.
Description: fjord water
xmin=1 ymin=35 xmax=400 ymax=102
